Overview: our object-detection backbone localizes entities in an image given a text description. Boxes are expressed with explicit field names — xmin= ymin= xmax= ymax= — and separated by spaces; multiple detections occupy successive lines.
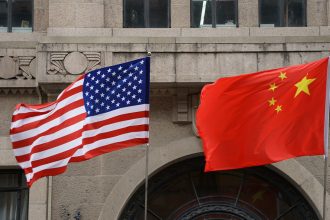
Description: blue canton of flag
xmin=83 ymin=57 xmax=150 ymax=116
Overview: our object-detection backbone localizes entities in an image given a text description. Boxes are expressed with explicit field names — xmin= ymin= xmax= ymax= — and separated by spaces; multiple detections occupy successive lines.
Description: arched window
xmin=120 ymin=156 xmax=318 ymax=219
xmin=124 ymin=0 xmax=170 ymax=28
xmin=259 ymin=0 xmax=306 ymax=27
xmin=0 ymin=169 xmax=29 ymax=220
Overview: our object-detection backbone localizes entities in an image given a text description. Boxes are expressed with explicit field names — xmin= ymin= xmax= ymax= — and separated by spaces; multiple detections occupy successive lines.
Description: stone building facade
xmin=1 ymin=0 xmax=330 ymax=219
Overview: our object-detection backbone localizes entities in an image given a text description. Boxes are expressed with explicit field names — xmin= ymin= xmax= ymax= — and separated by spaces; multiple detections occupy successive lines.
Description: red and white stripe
xmin=10 ymin=75 xmax=149 ymax=187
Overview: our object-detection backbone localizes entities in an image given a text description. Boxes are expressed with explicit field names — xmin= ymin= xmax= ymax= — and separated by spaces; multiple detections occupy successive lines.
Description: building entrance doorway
xmin=120 ymin=156 xmax=319 ymax=220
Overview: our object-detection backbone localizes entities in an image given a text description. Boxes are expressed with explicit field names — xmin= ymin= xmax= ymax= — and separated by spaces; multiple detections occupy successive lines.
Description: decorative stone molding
xmin=0 ymin=56 xmax=36 ymax=80
xmin=150 ymin=88 xmax=175 ymax=96
xmin=0 ymin=88 xmax=37 ymax=95
xmin=47 ymin=52 xmax=101 ymax=75
xmin=172 ymin=88 xmax=201 ymax=124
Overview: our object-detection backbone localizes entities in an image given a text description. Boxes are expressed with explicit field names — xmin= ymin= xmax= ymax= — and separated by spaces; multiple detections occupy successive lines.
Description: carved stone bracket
xmin=47 ymin=51 xmax=102 ymax=75
xmin=171 ymin=88 xmax=201 ymax=136
xmin=0 ymin=56 xmax=36 ymax=80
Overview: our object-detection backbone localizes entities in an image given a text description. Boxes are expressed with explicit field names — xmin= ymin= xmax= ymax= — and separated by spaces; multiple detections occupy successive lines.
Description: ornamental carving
xmin=0 ymin=88 xmax=37 ymax=95
xmin=0 ymin=56 xmax=36 ymax=80
xmin=47 ymin=52 xmax=102 ymax=75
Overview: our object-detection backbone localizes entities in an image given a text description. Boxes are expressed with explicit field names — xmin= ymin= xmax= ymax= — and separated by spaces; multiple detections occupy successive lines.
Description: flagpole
xmin=144 ymin=51 xmax=151 ymax=220
xmin=323 ymin=57 xmax=330 ymax=220
xmin=324 ymin=156 xmax=328 ymax=220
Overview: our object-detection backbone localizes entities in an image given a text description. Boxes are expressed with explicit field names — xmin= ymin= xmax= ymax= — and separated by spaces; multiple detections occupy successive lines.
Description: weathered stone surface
xmin=64 ymin=157 xmax=101 ymax=176
xmin=49 ymin=3 xmax=76 ymax=27
xmin=63 ymin=52 xmax=88 ymax=74
xmin=47 ymin=28 xmax=113 ymax=37
xmin=29 ymin=178 xmax=47 ymax=203
xmin=238 ymin=0 xmax=258 ymax=27
xmin=176 ymin=52 xmax=258 ymax=82
xmin=104 ymin=0 xmax=122 ymax=28
xmin=171 ymin=0 xmax=190 ymax=28
xmin=100 ymin=148 xmax=145 ymax=175
xmin=52 ymin=202 xmax=103 ymax=220
xmin=257 ymin=53 xmax=285 ymax=71
xmin=49 ymin=2 xmax=104 ymax=28
xmin=0 ymin=56 xmax=17 ymax=79
xmin=29 ymin=204 xmax=47 ymax=220
xmin=113 ymin=28 xmax=181 ymax=37
xmin=250 ymin=27 xmax=320 ymax=37
xmin=181 ymin=28 xmax=250 ymax=37
xmin=307 ymin=0 xmax=327 ymax=26
xmin=52 ymin=175 xmax=120 ymax=204
xmin=0 ymin=150 xmax=17 ymax=165
xmin=75 ymin=3 xmax=104 ymax=28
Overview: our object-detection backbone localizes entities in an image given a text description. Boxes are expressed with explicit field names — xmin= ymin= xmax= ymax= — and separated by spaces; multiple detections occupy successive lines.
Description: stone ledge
xmin=0 ymin=79 xmax=37 ymax=88
xmin=112 ymin=28 xmax=182 ymax=37
xmin=250 ymin=27 xmax=320 ymax=37
xmin=47 ymin=28 xmax=113 ymax=37
xmin=181 ymin=27 xmax=250 ymax=37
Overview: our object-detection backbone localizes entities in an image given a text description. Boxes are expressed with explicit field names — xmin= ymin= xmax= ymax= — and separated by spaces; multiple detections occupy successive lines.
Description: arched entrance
xmin=120 ymin=156 xmax=319 ymax=220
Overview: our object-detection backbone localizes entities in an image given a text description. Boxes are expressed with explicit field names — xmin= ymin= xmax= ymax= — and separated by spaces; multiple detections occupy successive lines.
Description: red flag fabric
xmin=10 ymin=57 xmax=150 ymax=187
xmin=197 ymin=57 xmax=329 ymax=172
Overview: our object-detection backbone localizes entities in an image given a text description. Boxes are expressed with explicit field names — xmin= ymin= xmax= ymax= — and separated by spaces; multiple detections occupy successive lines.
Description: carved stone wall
xmin=0 ymin=56 xmax=36 ymax=80
xmin=47 ymin=51 xmax=101 ymax=75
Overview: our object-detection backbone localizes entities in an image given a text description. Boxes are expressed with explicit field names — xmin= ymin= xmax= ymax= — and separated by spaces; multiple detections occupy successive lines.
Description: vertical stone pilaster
xmin=238 ymin=0 xmax=259 ymax=27
xmin=171 ymin=0 xmax=190 ymax=28
xmin=104 ymin=0 xmax=123 ymax=28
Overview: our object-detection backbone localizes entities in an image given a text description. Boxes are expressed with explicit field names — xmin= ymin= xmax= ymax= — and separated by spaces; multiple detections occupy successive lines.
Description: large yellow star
xmin=294 ymin=76 xmax=316 ymax=98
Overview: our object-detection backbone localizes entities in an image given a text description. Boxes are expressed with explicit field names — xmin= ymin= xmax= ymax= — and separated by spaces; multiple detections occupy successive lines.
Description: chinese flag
xmin=197 ymin=57 xmax=329 ymax=171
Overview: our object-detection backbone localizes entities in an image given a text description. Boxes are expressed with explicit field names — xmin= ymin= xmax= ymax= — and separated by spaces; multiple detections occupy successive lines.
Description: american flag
xmin=10 ymin=57 xmax=150 ymax=187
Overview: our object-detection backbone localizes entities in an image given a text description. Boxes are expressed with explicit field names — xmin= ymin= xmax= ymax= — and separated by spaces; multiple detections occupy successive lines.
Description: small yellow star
xmin=275 ymin=105 xmax=282 ymax=113
xmin=294 ymin=76 xmax=316 ymax=98
xmin=269 ymin=83 xmax=278 ymax=92
xmin=268 ymin=97 xmax=276 ymax=106
xmin=279 ymin=72 xmax=287 ymax=80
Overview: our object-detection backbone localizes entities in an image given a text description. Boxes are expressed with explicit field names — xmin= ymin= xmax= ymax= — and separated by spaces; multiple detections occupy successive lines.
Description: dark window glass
xmin=260 ymin=0 xmax=280 ymax=27
xmin=216 ymin=0 xmax=236 ymax=26
xmin=260 ymin=0 xmax=306 ymax=27
xmin=149 ymin=0 xmax=168 ymax=28
xmin=12 ymin=0 xmax=32 ymax=32
xmin=191 ymin=0 xmax=212 ymax=28
xmin=124 ymin=0 xmax=144 ymax=28
xmin=0 ymin=0 xmax=32 ymax=32
xmin=0 ymin=170 xmax=29 ymax=220
xmin=191 ymin=0 xmax=237 ymax=28
xmin=124 ymin=0 xmax=170 ymax=28
xmin=0 ymin=0 xmax=8 ymax=32
xmin=287 ymin=0 xmax=305 ymax=26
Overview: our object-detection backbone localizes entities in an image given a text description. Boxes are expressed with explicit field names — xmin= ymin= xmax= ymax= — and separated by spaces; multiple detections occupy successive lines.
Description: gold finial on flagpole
xmin=147 ymin=51 xmax=151 ymax=57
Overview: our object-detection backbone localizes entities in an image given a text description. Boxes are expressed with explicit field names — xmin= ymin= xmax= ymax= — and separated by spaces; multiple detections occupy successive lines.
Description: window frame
xmin=258 ymin=0 xmax=307 ymax=27
xmin=1 ymin=0 xmax=34 ymax=32
xmin=0 ymin=169 xmax=29 ymax=220
xmin=123 ymin=0 xmax=171 ymax=28
xmin=190 ymin=0 xmax=238 ymax=28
